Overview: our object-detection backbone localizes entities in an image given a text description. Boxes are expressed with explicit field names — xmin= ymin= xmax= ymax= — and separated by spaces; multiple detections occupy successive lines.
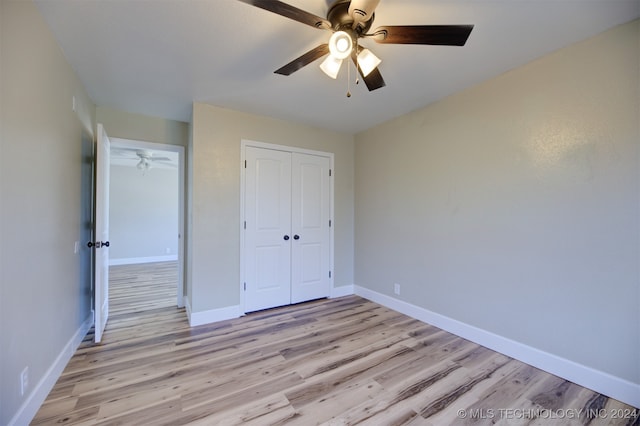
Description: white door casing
xmin=242 ymin=142 xmax=333 ymax=313
xmin=94 ymin=123 xmax=110 ymax=343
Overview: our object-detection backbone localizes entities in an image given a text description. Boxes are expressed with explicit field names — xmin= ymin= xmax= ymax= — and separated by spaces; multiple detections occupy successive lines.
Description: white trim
xmin=239 ymin=142 xmax=247 ymax=313
xmin=109 ymin=255 xmax=178 ymax=266
xmin=328 ymin=150 xmax=335 ymax=304
xmin=331 ymin=284 xmax=354 ymax=299
xmin=176 ymin=142 xmax=185 ymax=309
xmin=9 ymin=314 xmax=93 ymax=426
xmin=241 ymin=139 xmax=334 ymax=159
xmin=185 ymin=298 xmax=192 ymax=320
xmin=187 ymin=304 xmax=241 ymax=327
xmin=354 ymin=285 xmax=640 ymax=408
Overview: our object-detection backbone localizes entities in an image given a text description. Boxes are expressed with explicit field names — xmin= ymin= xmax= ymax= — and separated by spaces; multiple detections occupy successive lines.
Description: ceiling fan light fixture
xmin=328 ymin=31 xmax=353 ymax=60
xmin=136 ymin=157 xmax=151 ymax=171
xmin=320 ymin=55 xmax=343 ymax=79
xmin=357 ymin=48 xmax=382 ymax=77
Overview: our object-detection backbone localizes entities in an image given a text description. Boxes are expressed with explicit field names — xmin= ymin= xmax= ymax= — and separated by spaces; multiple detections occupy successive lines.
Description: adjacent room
xmin=1 ymin=0 xmax=638 ymax=424
xmin=108 ymin=140 xmax=183 ymax=313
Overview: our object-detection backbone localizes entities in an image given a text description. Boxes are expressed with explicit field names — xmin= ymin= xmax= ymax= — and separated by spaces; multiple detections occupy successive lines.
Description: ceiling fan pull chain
xmin=346 ymin=54 xmax=352 ymax=98
xmin=355 ymin=38 xmax=360 ymax=85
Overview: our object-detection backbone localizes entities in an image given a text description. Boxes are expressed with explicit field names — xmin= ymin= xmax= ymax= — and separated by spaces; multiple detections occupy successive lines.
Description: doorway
xmin=109 ymin=138 xmax=185 ymax=309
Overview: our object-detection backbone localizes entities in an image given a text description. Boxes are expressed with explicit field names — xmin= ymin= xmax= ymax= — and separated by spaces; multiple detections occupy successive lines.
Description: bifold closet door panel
xmin=291 ymin=153 xmax=331 ymax=304
xmin=244 ymin=147 xmax=292 ymax=312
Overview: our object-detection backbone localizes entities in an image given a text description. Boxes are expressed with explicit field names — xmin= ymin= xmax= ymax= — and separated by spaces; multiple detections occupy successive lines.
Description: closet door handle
xmin=293 ymin=235 xmax=300 ymax=240
xmin=283 ymin=235 xmax=290 ymax=241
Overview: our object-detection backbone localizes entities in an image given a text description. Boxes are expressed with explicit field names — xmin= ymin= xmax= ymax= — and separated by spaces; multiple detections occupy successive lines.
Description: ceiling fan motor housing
xmin=327 ymin=0 xmax=374 ymax=35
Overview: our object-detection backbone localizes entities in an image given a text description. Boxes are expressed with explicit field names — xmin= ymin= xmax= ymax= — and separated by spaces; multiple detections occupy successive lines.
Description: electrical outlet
xmin=20 ymin=367 xmax=29 ymax=396
xmin=165 ymin=248 xmax=171 ymax=254
xmin=393 ymin=283 xmax=400 ymax=295
xmin=74 ymin=241 xmax=79 ymax=254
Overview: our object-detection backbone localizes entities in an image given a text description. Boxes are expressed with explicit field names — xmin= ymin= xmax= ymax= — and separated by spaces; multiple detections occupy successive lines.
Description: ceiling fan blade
xmin=360 ymin=66 xmax=386 ymax=91
xmin=237 ymin=0 xmax=331 ymax=29
xmin=150 ymin=156 xmax=172 ymax=162
xmin=275 ymin=44 xmax=330 ymax=75
xmin=351 ymin=48 xmax=386 ymax=91
xmin=370 ymin=25 xmax=474 ymax=46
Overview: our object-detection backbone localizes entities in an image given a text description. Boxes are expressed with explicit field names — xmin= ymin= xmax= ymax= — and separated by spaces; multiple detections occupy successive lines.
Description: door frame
xmin=240 ymin=139 xmax=335 ymax=314
xmin=110 ymin=137 xmax=186 ymax=308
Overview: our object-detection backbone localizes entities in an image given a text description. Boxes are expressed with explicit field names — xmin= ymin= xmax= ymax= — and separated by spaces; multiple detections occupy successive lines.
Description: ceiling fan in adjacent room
xmin=111 ymin=148 xmax=175 ymax=172
xmin=237 ymin=0 xmax=474 ymax=92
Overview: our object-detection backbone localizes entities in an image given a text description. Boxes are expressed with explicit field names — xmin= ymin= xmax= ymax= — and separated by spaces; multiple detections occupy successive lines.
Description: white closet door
xmin=291 ymin=153 xmax=331 ymax=303
xmin=244 ymin=147 xmax=292 ymax=312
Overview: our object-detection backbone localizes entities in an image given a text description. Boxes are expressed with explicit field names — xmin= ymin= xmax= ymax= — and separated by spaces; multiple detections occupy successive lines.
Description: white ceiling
xmin=35 ymin=0 xmax=639 ymax=134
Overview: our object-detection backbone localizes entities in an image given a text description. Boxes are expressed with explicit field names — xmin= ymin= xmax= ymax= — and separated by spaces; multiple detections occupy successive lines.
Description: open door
xmin=94 ymin=123 xmax=111 ymax=343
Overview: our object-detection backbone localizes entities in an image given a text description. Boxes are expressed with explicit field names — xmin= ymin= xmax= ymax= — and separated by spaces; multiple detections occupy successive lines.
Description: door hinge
xmin=244 ymin=160 xmax=247 ymax=168
xmin=329 ymin=271 xmax=332 ymax=278
xmin=329 ymin=219 xmax=332 ymax=227
xmin=244 ymin=221 xmax=246 ymax=230
xmin=329 ymin=169 xmax=332 ymax=177
xmin=244 ymin=282 xmax=246 ymax=291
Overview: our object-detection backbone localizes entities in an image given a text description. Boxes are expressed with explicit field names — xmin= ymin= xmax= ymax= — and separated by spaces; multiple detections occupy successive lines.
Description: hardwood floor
xmin=33 ymin=281 xmax=638 ymax=425
xmin=108 ymin=261 xmax=178 ymax=314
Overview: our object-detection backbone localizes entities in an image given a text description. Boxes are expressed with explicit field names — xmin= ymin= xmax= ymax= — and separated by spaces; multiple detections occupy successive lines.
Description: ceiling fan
xmin=112 ymin=148 xmax=175 ymax=172
xmin=237 ymin=0 xmax=474 ymax=91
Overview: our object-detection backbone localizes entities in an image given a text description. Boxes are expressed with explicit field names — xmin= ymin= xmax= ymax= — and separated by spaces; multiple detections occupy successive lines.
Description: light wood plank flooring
xmin=108 ymin=261 xmax=178 ymax=314
xmin=33 ymin=292 xmax=638 ymax=425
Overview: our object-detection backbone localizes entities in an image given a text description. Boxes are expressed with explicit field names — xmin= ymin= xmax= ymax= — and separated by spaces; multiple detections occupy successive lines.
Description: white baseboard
xmin=186 ymin=301 xmax=241 ymax=327
xmin=330 ymin=284 xmax=354 ymax=299
xmin=185 ymin=298 xmax=193 ymax=321
xmin=9 ymin=313 xmax=94 ymax=426
xmin=109 ymin=255 xmax=177 ymax=266
xmin=354 ymin=285 xmax=640 ymax=408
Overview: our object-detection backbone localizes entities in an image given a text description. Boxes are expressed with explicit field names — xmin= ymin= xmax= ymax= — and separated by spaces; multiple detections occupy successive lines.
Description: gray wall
xmin=109 ymin=164 xmax=179 ymax=262
xmin=189 ymin=103 xmax=355 ymax=313
xmin=354 ymin=20 xmax=639 ymax=385
xmin=0 ymin=2 xmax=636 ymax=423
xmin=96 ymin=106 xmax=188 ymax=148
xmin=0 ymin=1 xmax=96 ymax=423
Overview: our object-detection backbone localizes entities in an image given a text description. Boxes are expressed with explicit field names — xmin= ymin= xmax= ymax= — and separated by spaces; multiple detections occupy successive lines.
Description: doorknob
xmin=293 ymin=235 xmax=300 ymax=240
xmin=87 ymin=241 xmax=110 ymax=248
xmin=283 ymin=235 xmax=290 ymax=241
